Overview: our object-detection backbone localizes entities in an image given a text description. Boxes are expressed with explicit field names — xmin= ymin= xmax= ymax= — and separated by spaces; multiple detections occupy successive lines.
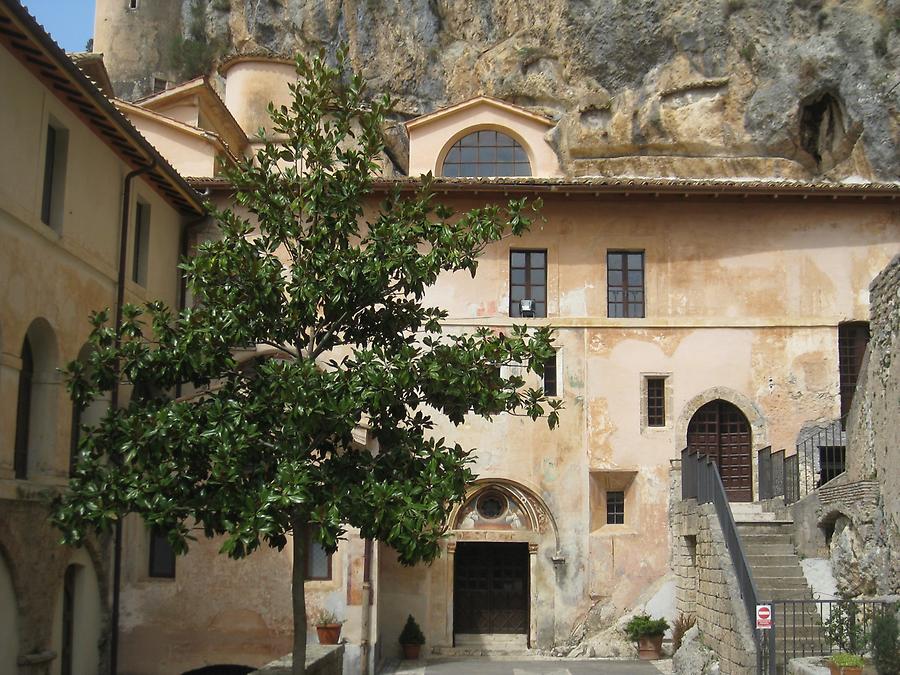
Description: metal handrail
xmin=681 ymin=448 xmax=761 ymax=646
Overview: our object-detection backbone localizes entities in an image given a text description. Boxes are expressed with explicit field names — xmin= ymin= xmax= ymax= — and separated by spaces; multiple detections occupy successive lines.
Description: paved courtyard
xmin=384 ymin=658 xmax=673 ymax=674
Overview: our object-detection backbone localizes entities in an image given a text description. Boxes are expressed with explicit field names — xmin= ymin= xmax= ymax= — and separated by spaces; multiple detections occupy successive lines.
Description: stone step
xmin=740 ymin=543 xmax=795 ymax=556
xmin=453 ymin=634 xmax=528 ymax=650
xmin=752 ymin=566 xmax=806 ymax=579
xmin=756 ymin=588 xmax=814 ymax=601
xmin=754 ymin=578 xmax=814 ymax=591
xmin=741 ymin=533 xmax=795 ymax=546
xmin=747 ymin=554 xmax=801 ymax=567
xmin=736 ymin=522 xmax=796 ymax=535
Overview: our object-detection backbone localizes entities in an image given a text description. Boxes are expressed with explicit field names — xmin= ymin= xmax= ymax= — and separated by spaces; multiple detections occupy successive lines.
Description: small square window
xmin=128 ymin=0 xmax=139 ymax=10
xmin=606 ymin=491 xmax=625 ymax=525
xmin=148 ymin=527 xmax=175 ymax=578
xmin=152 ymin=77 xmax=168 ymax=93
xmin=510 ymin=249 xmax=547 ymax=318
xmin=647 ymin=377 xmax=666 ymax=427
xmin=607 ymin=251 xmax=644 ymax=318
xmin=543 ymin=352 xmax=558 ymax=397
xmin=307 ymin=528 xmax=333 ymax=580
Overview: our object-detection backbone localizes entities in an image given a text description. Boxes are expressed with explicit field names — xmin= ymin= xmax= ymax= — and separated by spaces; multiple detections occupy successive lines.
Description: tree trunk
xmin=292 ymin=516 xmax=308 ymax=675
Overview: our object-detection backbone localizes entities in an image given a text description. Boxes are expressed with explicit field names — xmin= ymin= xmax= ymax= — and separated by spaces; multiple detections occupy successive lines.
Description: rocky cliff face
xmin=127 ymin=0 xmax=900 ymax=179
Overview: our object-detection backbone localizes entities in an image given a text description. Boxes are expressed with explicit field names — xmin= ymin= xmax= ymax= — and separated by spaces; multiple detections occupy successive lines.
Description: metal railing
xmin=758 ymin=416 xmax=847 ymax=505
xmin=760 ymin=599 xmax=896 ymax=673
xmin=681 ymin=448 xmax=763 ymax=669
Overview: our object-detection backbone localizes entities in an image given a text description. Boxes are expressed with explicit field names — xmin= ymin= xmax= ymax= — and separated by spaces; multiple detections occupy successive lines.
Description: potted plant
xmin=827 ymin=653 xmax=865 ymax=675
xmin=625 ymin=613 xmax=670 ymax=660
xmin=825 ymin=601 xmax=869 ymax=675
xmin=399 ymin=614 xmax=426 ymax=660
xmin=311 ymin=608 xmax=343 ymax=645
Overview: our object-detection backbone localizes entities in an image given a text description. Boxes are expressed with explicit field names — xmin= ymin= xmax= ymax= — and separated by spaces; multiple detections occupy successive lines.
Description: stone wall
xmin=790 ymin=255 xmax=900 ymax=597
xmin=251 ymin=645 xmax=344 ymax=675
xmin=671 ymin=495 xmax=757 ymax=675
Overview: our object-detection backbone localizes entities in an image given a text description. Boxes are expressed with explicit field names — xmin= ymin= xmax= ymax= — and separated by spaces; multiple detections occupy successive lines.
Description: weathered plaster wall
xmin=368 ymin=192 xmax=898 ymax=658
xmin=118 ymin=516 xmax=376 ymax=675
xmin=0 ymin=41 xmax=188 ymax=675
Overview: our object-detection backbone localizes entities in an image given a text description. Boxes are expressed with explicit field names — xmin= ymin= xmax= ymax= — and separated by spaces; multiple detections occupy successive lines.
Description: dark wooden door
xmin=687 ymin=400 xmax=752 ymax=501
xmin=454 ymin=542 xmax=529 ymax=635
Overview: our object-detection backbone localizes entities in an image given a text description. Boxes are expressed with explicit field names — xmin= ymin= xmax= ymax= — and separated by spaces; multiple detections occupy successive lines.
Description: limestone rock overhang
xmin=0 ymin=0 xmax=203 ymax=215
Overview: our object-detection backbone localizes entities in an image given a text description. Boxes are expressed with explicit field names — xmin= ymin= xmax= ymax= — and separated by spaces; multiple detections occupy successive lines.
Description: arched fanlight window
xmin=441 ymin=130 xmax=531 ymax=177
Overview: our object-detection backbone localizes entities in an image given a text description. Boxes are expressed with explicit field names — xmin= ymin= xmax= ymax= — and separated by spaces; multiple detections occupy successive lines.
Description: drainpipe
xmin=109 ymin=158 xmax=156 ymax=675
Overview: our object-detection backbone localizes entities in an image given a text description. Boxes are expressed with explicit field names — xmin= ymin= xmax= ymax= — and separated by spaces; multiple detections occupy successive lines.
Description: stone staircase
xmin=731 ymin=502 xmax=822 ymax=672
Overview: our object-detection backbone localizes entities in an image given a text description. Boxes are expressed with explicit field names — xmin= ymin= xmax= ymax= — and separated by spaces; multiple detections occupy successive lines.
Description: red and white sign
xmin=756 ymin=604 xmax=772 ymax=630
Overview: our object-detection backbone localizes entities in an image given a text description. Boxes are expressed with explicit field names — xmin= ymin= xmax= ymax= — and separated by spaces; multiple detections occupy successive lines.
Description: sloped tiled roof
xmin=0 ymin=0 xmax=203 ymax=215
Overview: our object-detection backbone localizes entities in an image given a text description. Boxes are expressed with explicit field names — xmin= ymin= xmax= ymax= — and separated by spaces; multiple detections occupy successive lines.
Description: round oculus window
xmin=476 ymin=491 xmax=507 ymax=519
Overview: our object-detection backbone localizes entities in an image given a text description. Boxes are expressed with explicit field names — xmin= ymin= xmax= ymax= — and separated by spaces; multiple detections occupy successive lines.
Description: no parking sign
xmin=756 ymin=604 xmax=772 ymax=630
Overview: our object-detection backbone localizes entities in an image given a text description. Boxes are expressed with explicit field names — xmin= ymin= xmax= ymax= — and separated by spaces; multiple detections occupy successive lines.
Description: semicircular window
xmin=441 ymin=130 xmax=532 ymax=178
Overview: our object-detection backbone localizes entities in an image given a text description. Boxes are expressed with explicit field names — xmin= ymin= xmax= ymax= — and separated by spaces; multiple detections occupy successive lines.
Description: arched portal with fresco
xmin=446 ymin=479 xmax=560 ymax=649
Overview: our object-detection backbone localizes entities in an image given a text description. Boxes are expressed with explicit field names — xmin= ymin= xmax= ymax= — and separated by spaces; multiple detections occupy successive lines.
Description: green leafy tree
xmin=52 ymin=49 xmax=559 ymax=674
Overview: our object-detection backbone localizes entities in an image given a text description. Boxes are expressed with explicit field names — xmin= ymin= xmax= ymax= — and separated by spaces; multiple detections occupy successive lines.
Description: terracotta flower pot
xmin=828 ymin=663 xmax=863 ymax=675
xmin=316 ymin=623 xmax=342 ymax=645
xmin=401 ymin=643 xmax=422 ymax=660
xmin=637 ymin=634 xmax=664 ymax=660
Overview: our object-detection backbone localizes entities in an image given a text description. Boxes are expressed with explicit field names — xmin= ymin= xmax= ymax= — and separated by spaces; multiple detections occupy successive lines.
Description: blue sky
xmin=22 ymin=0 xmax=95 ymax=53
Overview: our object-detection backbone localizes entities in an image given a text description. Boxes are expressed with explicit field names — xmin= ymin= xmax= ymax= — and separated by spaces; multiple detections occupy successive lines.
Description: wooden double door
xmin=453 ymin=542 xmax=529 ymax=636
xmin=687 ymin=400 xmax=753 ymax=502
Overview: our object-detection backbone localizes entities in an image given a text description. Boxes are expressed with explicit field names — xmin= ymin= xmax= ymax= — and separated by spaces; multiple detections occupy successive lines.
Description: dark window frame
xmin=607 ymin=251 xmax=645 ymax=318
xmin=40 ymin=122 xmax=68 ymax=232
xmin=838 ymin=321 xmax=869 ymax=420
xmin=132 ymin=201 xmax=150 ymax=286
xmin=306 ymin=528 xmax=333 ymax=581
xmin=646 ymin=377 xmax=666 ymax=427
xmin=543 ymin=352 xmax=558 ymax=397
xmin=148 ymin=527 xmax=176 ymax=578
xmin=14 ymin=338 xmax=34 ymax=480
xmin=509 ymin=249 xmax=547 ymax=318
xmin=606 ymin=490 xmax=625 ymax=525
xmin=441 ymin=129 xmax=531 ymax=178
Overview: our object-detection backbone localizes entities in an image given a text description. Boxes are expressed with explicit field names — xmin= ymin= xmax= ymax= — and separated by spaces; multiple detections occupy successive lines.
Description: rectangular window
xmin=838 ymin=322 xmax=869 ymax=420
xmin=510 ymin=249 xmax=547 ymax=318
xmin=148 ymin=528 xmax=176 ymax=578
xmin=132 ymin=201 xmax=150 ymax=285
xmin=41 ymin=122 xmax=68 ymax=232
xmin=152 ymin=77 xmax=167 ymax=93
xmin=606 ymin=491 xmax=625 ymax=524
xmin=647 ymin=377 xmax=666 ymax=427
xmin=307 ymin=529 xmax=333 ymax=580
xmin=128 ymin=0 xmax=139 ymax=9
xmin=607 ymin=251 xmax=644 ymax=318
xmin=543 ymin=352 xmax=558 ymax=397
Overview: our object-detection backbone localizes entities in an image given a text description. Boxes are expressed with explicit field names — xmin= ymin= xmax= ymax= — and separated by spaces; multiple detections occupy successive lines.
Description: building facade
xmin=1 ymin=0 xmax=898 ymax=673
xmin=105 ymin=47 xmax=899 ymax=673
xmin=0 ymin=2 xmax=202 ymax=673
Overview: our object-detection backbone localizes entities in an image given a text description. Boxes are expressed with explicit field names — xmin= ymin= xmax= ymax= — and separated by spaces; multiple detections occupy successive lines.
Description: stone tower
xmin=93 ymin=0 xmax=183 ymax=100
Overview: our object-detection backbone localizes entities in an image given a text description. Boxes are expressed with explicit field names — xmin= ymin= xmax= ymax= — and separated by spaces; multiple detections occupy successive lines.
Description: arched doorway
xmin=687 ymin=400 xmax=753 ymax=501
xmin=0 ymin=552 xmax=17 ymax=674
xmin=448 ymin=481 xmax=559 ymax=649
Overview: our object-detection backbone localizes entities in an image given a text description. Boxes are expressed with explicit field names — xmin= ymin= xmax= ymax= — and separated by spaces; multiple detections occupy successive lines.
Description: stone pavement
xmin=382 ymin=658 xmax=673 ymax=674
